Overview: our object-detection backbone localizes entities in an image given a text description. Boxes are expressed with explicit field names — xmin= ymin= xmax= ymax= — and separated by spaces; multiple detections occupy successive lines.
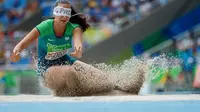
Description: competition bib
xmin=45 ymin=43 xmax=72 ymax=60
xmin=45 ymin=50 xmax=68 ymax=60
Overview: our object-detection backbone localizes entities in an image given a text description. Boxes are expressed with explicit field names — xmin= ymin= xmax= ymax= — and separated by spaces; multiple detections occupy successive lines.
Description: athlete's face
xmin=55 ymin=3 xmax=71 ymax=26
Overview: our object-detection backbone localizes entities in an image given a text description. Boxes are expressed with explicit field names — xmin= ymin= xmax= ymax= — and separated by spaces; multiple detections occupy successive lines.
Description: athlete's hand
xmin=10 ymin=48 xmax=21 ymax=62
xmin=70 ymin=45 xmax=82 ymax=58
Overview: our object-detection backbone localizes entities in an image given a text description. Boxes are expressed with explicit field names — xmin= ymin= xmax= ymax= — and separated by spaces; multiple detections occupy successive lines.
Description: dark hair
xmin=54 ymin=0 xmax=90 ymax=32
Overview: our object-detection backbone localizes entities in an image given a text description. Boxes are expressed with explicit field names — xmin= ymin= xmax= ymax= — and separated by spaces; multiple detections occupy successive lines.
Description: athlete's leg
xmin=71 ymin=60 xmax=115 ymax=96
xmin=45 ymin=61 xmax=114 ymax=96
xmin=43 ymin=58 xmax=119 ymax=96
xmin=53 ymin=85 xmax=77 ymax=97
xmin=43 ymin=65 xmax=77 ymax=96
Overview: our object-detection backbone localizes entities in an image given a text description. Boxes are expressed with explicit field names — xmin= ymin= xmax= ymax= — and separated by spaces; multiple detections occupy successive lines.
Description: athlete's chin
xmin=59 ymin=21 xmax=68 ymax=26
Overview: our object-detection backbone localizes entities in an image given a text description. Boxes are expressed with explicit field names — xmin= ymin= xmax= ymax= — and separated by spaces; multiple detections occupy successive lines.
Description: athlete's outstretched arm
xmin=10 ymin=28 xmax=39 ymax=62
xmin=14 ymin=28 xmax=39 ymax=52
xmin=70 ymin=27 xmax=83 ymax=58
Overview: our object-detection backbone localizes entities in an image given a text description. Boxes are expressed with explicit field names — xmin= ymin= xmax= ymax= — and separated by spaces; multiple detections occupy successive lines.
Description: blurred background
xmin=0 ymin=0 xmax=200 ymax=95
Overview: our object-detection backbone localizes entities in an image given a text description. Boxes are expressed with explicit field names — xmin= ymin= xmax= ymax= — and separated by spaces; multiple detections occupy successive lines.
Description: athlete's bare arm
xmin=70 ymin=27 xmax=83 ymax=58
xmin=10 ymin=28 xmax=39 ymax=62
xmin=15 ymin=28 xmax=39 ymax=52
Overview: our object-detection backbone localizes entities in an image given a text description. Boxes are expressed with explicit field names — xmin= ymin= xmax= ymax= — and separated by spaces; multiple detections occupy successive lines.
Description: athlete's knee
xmin=44 ymin=66 xmax=76 ymax=90
xmin=44 ymin=66 xmax=66 ymax=90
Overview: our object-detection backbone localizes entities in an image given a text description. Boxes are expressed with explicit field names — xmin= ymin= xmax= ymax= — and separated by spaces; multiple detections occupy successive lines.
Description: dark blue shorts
xmin=37 ymin=55 xmax=76 ymax=77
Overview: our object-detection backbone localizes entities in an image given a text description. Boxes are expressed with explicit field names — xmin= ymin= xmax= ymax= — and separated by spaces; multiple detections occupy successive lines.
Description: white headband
xmin=53 ymin=6 xmax=71 ymax=17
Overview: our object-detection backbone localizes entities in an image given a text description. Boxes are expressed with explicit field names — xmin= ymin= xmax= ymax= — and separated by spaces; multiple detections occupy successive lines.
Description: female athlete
xmin=10 ymin=0 xmax=144 ymax=96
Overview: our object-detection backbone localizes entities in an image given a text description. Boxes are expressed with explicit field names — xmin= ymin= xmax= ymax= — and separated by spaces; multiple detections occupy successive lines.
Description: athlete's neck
xmin=54 ymin=20 xmax=67 ymax=37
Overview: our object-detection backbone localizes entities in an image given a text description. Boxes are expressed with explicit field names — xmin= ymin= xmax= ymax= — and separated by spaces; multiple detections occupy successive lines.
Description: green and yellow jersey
xmin=36 ymin=19 xmax=80 ymax=76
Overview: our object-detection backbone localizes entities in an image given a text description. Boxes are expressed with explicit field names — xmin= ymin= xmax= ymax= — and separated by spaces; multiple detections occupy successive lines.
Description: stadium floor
xmin=0 ymin=95 xmax=200 ymax=112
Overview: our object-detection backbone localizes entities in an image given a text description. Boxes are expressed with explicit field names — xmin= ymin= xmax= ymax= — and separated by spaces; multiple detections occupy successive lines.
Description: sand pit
xmin=0 ymin=94 xmax=200 ymax=102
